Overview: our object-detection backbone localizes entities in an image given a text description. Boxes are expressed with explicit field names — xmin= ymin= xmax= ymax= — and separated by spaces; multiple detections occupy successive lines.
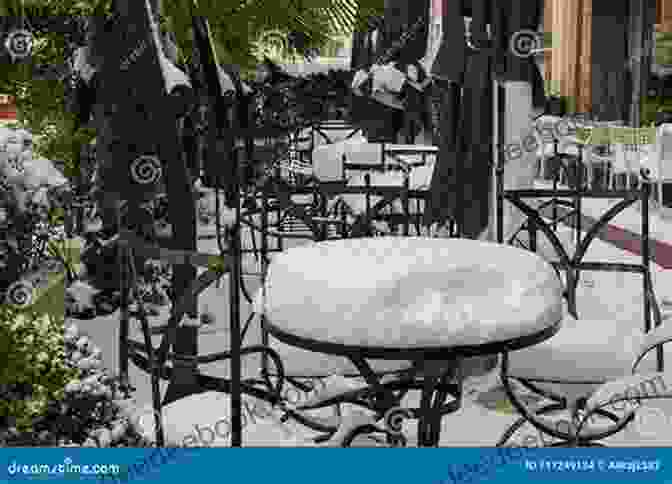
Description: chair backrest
xmin=339 ymin=151 xmax=413 ymax=237
xmin=495 ymin=160 xmax=661 ymax=340
xmin=312 ymin=121 xmax=362 ymax=147
xmin=341 ymin=151 xmax=386 ymax=180
xmin=382 ymin=145 xmax=438 ymax=169
xmin=651 ymin=124 xmax=672 ymax=181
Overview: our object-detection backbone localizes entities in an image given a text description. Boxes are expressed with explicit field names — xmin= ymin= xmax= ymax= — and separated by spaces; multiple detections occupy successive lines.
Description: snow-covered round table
xmin=261 ymin=237 xmax=564 ymax=446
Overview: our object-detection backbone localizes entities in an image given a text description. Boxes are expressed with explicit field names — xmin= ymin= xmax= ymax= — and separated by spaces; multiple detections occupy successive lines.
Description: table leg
xmin=416 ymin=360 xmax=462 ymax=447
xmin=348 ymin=356 xmax=463 ymax=447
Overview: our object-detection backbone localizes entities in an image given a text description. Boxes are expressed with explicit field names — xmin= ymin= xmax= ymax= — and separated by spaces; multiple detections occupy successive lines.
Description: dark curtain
xmin=425 ymin=80 xmax=463 ymax=226
xmin=491 ymin=0 xmax=546 ymax=109
xmin=459 ymin=47 xmax=493 ymax=238
xmin=431 ymin=0 xmax=467 ymax=83
xmin=425 ymin=0 xmax=467 ymax=227
xmin=591 ymin=0 xmax=629 ymax=120
xmin=426 ymin=0 xmax=543 ymax=234
xmin=425 ymin=49 xmax=492 ymax=236
xmin=350 ymin=30 xmax=369 ymax=71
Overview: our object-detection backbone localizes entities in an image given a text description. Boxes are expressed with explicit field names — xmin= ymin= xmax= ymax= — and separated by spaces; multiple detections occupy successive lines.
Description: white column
xmin=482 ymin=81 xmax=537 ymax=242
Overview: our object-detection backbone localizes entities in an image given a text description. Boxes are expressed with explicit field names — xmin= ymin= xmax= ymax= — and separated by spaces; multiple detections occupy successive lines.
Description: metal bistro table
xmin=260 ymin=237 xmax=564 ymax=446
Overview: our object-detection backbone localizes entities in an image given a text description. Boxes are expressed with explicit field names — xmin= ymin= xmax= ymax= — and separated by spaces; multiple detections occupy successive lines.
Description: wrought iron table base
xmin=283 ymin=356 xmax=464 ymax=447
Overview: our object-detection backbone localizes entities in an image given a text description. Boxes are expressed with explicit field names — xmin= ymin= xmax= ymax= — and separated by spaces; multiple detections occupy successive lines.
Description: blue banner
xmin=0 ymin=448 xmax=669 ymax=483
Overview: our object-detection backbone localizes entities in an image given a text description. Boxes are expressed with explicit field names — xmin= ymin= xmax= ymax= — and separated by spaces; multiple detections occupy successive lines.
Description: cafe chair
xmin=312 ymin=120 xmax=363 ymax=146
xmin=604 ymin=123 xmax=654 ymax=193
xmin=332 ymin=145 xmax=436 ymax=238
xmin=637 ymin=124 xmax=672 ymax=218
xmin=294 ymin=120 xmax=363 ymax=162
xmin=115 ymin=230 xmax=288 ymax=447
xmin=574 ymin=327 xmax=672 ymax=446
xmin=495 ymin=162 xmax=665 ymax=446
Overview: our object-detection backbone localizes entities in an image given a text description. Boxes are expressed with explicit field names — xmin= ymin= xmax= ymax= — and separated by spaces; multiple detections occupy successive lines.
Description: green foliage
xmin=656 ymin=31 xmax=672 ymax=66
xmin=0 ymin=307 xmax=77 ymax=433
xmin=0 ymin=0 xmax=382 ymax=177
xmin=641 ymin=96 xmax=672 ymax=125
xmin=1 ymin=312 xmax=144 ymax=446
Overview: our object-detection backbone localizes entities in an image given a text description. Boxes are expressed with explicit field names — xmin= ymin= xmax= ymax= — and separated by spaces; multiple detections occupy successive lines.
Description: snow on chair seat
xmin=507 ymin=315 xmax=657 ymax=384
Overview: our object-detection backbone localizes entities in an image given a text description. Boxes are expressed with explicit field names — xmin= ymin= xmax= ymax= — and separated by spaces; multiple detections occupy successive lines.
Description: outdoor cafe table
xmin=260 ymin=237 xmax=564 ymax=446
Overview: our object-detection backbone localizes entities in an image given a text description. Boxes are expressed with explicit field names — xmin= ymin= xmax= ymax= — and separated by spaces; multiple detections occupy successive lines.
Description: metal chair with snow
xmin=573 ymin=327 xmax=672 ymax=446
xmin=495 ymin=157 xmax=665 ymax=446
xmin=324 ymin=144 xmax=437 ymax=238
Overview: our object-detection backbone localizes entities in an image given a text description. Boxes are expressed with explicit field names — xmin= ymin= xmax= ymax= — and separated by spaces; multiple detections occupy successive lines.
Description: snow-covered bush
xmin=0 ymin=306 xmax=145 ymax=446
xmin=0 ymin=307 xmax=77 ymax=436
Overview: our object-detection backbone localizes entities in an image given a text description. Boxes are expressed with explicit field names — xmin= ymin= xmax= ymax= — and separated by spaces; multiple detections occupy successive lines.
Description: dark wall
xmin=591 ymin=0 xmax=630 ymax=120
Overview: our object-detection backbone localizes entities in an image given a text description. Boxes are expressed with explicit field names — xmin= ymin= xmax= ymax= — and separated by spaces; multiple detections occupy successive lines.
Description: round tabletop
xmin=261 ymin=237 xmax=564 ymax=359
